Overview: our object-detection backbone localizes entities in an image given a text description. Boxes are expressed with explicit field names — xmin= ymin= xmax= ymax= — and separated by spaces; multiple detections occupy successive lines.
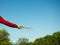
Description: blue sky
xmin=0 ymin=0 xmax=60 ymax=43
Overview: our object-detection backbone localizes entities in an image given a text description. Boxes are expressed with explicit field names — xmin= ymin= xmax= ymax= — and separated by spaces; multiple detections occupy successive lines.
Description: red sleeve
xmin=0 ymin=16 xmax=18 ymax=28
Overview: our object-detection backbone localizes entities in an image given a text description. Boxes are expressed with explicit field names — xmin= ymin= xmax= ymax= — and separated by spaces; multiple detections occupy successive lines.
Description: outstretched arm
xmin=0 ymin=16 xmax=22 ymax=29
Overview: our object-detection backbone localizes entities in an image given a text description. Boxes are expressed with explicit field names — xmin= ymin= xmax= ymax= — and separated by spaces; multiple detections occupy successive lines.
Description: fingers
xmin=18 ymin=26 xmax=23 ymax=29
xmin=18 ymin=25 xmax=31 ymax=30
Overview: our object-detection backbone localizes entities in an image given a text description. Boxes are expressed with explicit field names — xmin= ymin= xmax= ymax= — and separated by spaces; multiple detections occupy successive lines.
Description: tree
xmin=0 ymin=29 xmax=12 ymax=45
xmin=16 ymin=38 xmax=29 ymax=45
xmin=27 ymin=42 xmax=33 ymax=45
xmin=44 ymin=35 xmax=53 ymax=45
xmin=32 ymin=32 xmax=60 ymax=45
xmin=33 ymin=38 xmax=45 ymax=45
xmin=52 ymin=32 xmax=60 ymax=45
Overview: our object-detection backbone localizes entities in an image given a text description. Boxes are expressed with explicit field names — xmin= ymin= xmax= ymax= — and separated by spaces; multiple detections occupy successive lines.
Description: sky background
xmin=0 ymin=0 xmax=60 ymax=43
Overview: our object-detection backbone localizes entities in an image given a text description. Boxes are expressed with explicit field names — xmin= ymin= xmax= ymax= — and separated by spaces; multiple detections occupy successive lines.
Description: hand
xmin=18 ymin=25 xmax=23 ymax=29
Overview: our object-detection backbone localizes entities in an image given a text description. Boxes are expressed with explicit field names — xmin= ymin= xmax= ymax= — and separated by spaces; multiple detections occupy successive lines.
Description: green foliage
xmin=52 ymin=32 xmax=60 ymax=45
xmin=0 ymin=41 xmax=12 ymax=45
xmin=30 ymin=31 xmax=60 ymax=45
xmin=0 ymin=29 xmax=12 ymax=45
xmin=0 ymin=29 xmax=60 ymax=45
xmin=27 ymin=42 xmax=33 ymax=45
xmin=16 ymin=38 xmax=29 ymax=45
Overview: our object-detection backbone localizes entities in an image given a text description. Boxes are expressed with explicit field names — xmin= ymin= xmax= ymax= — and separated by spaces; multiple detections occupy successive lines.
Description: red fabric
xmin=0 ymin=16 xmax=18 ymax=28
